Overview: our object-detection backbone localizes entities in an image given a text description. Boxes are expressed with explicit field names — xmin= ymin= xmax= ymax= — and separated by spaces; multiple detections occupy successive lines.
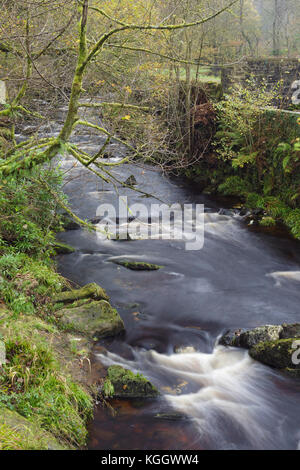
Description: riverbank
xmin=182 ymin=105 xmax=300 ymax=239
xmin=0 ymin=167 xmax=97 ymax=449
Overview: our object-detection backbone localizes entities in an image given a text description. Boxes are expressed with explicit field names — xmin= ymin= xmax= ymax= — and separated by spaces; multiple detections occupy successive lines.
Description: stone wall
xmin=221 ymin=58 xmax=300 ymax=106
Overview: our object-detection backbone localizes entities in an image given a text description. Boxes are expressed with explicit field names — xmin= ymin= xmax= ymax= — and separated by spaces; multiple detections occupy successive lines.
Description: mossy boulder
xmin=249 ymin=338 xmax=300 ymax=377
xmin=102 ymin=365 xmax=159 ymax=398
xmin=52 ymin=282 xmax=109 ymax=304
xmin=219 ymin=325 xmax=283 ymax=348
xmin=111 ymin=260 xmax=163 ymax=271
xmin=58 ymin=300 xmax=124 ymax=338
xmin=0 ymin=407 xmax=66 ymax=450
xmin=52 ymin=241 xmax=75 ymax=254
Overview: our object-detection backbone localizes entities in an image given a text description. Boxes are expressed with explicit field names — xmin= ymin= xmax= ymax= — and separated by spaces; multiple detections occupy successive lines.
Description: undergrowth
xmin=0 ymin=164 xmax=93 ymax=449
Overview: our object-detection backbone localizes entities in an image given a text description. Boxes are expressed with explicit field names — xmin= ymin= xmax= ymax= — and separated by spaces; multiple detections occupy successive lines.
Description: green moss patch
xmin=58 ymin=300 xmax=124 ymax=338
xmin=102 ymin=365 xmax=159 ymax=399
xmin=111 ymin=259 xmax=163 ymax=271
xmin=52 ymin=282 xmax=109 ymax=304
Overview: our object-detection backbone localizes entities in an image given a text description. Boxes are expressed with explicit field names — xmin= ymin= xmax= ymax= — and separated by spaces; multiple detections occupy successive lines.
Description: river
xmin=21 ymin=104 xmax=300 ymax=450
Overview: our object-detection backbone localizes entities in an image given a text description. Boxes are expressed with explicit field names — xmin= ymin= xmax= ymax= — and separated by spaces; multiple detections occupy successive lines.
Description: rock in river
xmin=219 ymin=324 xmax=283 ymax=349
xmin=249 ymin=338 xmax=300 ymax=378
xmin=102 ymin=365 xmax=159 ymax=398
xmin=110 ymin=259 xmax=163 ymax=271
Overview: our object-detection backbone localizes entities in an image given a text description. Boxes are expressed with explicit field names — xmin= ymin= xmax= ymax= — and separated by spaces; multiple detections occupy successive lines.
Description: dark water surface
xmin=32 ymin=112 xmax=300 ymax=450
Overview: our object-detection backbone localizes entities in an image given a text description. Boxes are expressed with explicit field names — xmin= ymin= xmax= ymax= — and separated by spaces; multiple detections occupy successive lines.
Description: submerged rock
xmin=102 ymin=365 xmax=159 ymax=398
xmin=52 ymin=282 xmax=109 ymax=304
xmin=111 ymin=259 xmax=162 ymax=271
xmin=219 ymin=325 xmax=283 ymax=349
xmin=249 ymin=338 xmax=300 ymax=377
xmin=58 ymin=300 xmax=124 ymax=338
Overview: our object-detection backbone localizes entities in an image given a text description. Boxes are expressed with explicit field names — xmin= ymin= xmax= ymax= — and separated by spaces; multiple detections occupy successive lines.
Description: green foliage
xmin=0 ymin=166 xmax=65 ymax=255
xmin=259 ymin=217 xmax=276 ymax=227
xmin=102 ymin=379 xmax=114 ymax=398
xmin=0 ymin=253 xmax=64 ymax=315
xmin=218 ymin=176 xmax=251 ymax=197
xmin=0 ymin=335 xmax=93 ymax=447
xmin=214 ymin=80 xmax=277 ymax=163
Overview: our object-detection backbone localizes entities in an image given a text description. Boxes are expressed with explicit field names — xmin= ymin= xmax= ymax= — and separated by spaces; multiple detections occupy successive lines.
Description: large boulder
xmin=249 ymin=338 xmax=300 ymax=377
xmin=219 ymin=325 xmax=283 ymax=349
xmin=58 ymin=300 xmax=124 ymax=338
xmin=102 ymin=365 xmax=159 ymax=398
xmin=53 ymin=282 xmax=109 ymax=304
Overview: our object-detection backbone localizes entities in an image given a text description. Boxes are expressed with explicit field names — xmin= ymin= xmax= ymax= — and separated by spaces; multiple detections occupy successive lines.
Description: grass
xmin=0 ymin=166 xmax=94 ymax=449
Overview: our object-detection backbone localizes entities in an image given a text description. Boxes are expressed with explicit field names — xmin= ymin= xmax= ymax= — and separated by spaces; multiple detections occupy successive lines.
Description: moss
xmin=0 ymin=308 xmax=93 ymax=448
xmin=58 ymin=300 xmax=125 ymax=338
xmin=103 ymin=365 xmax=159 ymax=398
xmin=52 ymin=282 xmax=109 ymax=304
xmin=111 ymin=260 xmax=163 ymax=271
xmin=249 ymin=337 xmax=300 ymax=377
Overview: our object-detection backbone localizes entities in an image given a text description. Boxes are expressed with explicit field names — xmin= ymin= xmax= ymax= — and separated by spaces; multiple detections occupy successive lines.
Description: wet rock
xmin=102 ymin=365 xmax=159 ymax=398
xmin=174 ymin=346 xmax=197 ymax=354
xmin=58 ymin=300 xmax=125 ymax=338
xmin=52 ymin=282 xmax=109 ymax=304
xmin=249 ymin=338 xmax=300 ymax=377
xmin=218 ymin=208 xmax=234 ymax=216
xmin=52 ymin=241 xmax=75 ymax=254
xmin=124 ymin=175 xmax=137 ymax=186
xmin=111 ymin=260 xmax=163 ymax=271
xmin=219 ymin=325 xmax=283 ymax=349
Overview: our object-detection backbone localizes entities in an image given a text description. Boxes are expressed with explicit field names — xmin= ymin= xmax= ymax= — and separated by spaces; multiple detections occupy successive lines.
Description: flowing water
xmin=19 ymin=105 xmax=300 ymax=450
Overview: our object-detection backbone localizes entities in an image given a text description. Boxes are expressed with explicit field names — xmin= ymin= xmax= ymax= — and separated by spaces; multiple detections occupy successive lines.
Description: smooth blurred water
xmin=26 ymin=104 xmax=300 ymax=450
